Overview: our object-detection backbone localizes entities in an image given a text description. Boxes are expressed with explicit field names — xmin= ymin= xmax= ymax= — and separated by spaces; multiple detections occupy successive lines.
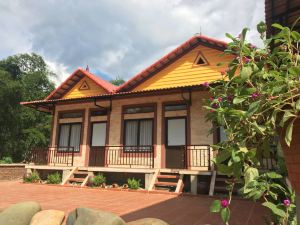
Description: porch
xmin=26 ymin=145 xmax=212 ymax=170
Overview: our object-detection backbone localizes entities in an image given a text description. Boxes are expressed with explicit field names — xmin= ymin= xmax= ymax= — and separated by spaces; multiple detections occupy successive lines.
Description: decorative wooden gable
xmin=62 ymin=77 xmax=107 ymax=99
xmin=117 ymin=35 xmax=233 ymax=93
xmin=45 ymin=68 xmax=117 ymax=100
xmin=132 ymin=45 xmax=233 ymax=91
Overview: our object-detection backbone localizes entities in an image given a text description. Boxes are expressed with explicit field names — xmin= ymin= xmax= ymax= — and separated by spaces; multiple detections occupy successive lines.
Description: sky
xmin=0 ymin=0 xmax=265 ymax=85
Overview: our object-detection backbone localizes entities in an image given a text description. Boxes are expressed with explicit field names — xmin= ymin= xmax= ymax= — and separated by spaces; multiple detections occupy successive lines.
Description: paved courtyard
xmin=0 ymin=181 xmax=267 ymax=225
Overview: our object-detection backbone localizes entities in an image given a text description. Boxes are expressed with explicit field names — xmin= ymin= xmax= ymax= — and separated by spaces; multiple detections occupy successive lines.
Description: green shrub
xmin=127 ymin=178 xmax=141 ymax=190
xmin=92 ymin=174 xmax=106 ymax=187
xmin=0 ymin=157 xmax=13 ymax=164
xmin=24 ymin=171 xmax=40 ymax=183
xmin=46 ymin=172 xmax=62 ymax=184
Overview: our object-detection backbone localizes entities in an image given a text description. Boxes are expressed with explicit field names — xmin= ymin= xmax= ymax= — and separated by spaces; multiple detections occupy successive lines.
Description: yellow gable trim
xmin=133 ymin=45 xmax=233 ymax=91
xmin=62 ymin=77 xmax=107 ymax=99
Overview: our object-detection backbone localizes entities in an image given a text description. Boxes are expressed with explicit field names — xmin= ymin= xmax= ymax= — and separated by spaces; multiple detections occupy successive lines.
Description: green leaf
xmin=240 ymin=66 xmax=252 ymax=80
xmin=248 ymin=101 xmax=260 ymax=116
xmin=257 ymin=21 xmax=267 ymax=34
xmin=216 ymin=150 xmax=231 ymax=163
xmin=221 ymin=208 xmax=230 ymax=223
xmin=217 ymin=164 xmax=233 ymax=175
xmin=295 ymin=99 xmax=300 ymax=110
xmin=285 ymin=120 xmax=294 ymax=147
xmin=262 ymin=202 xmax=286 ymax=217
xmin=244 ymin=167 xmax=259 ymax=186
xmin=210 ymin=200 xmax=221 ymax=213
xmin=272 ymin=23 xmax=284 ymax=30
xmin=233 ymin=97 xmax=246 ymax=104
xmin=265 ymin=172 xmax=282 ymax=179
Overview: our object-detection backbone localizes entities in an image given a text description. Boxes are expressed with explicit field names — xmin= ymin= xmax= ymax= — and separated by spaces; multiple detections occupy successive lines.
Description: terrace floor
xmin=0 ymin=181 xmax=268 ymax=225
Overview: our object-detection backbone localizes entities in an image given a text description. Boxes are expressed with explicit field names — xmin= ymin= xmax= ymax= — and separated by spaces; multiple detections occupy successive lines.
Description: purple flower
xmin=283 ymin=199 xmax=290 ymax=207
xmin=202 ymin=82 xmax=209 ymax=87
xmin=211 ymin=103 xmax=219 ymax=109
xmin=251 ymin=92 xmax=260 ymax=99
xmin=245 ymin=58 xmax=251 ymax=64
xmin=221 ymin=199 xmax=229 ymax=208
xmin=227 ymin=95 xmax=234 ymax=102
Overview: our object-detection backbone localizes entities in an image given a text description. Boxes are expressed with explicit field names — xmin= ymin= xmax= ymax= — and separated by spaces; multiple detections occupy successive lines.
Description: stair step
xmin=215 ymin=177 xmax=227 ymax=182
xmin=155 ymin=181 xmax=178 ymax=187
xmin=157 ymin=175 xmax=179 ymax=179
xmin=68 ymin=178 xmax=86 ymax=183
xmin=73 ymin=171 xmax=89 ymax=175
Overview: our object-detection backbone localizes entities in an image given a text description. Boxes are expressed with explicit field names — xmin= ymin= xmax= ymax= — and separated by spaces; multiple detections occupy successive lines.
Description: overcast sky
xmin=0 ymin=0 xmax=265 ymax=85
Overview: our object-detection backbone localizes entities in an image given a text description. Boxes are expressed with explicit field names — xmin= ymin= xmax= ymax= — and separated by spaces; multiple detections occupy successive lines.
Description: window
xmin=91 ymin=122 xmax=107 ymax=146
xmin=91 ymin=109 xmax=107 ymax=116
xmin=124 ymin=119 xmax=153 ymax=151
xmin=194 ymin=52 xmax=207 ymax=65
xmin=58 ymin=123 xmax=82 ymax=151
xmin=164 ymin=104 xmax=187 ymax=111
xmin=124 ymin=106 xmax=154 ymax=114
xmin=59 ymin=111 xmax=83 ymax=119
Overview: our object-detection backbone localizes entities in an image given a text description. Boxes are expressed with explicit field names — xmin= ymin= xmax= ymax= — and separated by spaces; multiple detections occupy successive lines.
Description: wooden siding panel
xmin=63 ymin=77 xmax=108 ymax=99
xmin=133 ymin=45 xmax=232 ymax=91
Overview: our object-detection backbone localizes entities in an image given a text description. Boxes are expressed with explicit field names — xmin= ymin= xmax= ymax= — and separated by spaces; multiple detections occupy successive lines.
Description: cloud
xmin=0 ymin=0 xmax=265 ymax=85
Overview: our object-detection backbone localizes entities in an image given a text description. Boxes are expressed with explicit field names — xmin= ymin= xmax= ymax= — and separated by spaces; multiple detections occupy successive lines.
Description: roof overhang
xmin=21 ymin=84 xmax=211 ymax=112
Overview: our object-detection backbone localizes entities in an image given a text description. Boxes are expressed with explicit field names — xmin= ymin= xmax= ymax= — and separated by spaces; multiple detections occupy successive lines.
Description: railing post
xmin=208 ymin=145 xmax=211 ymax=170
xmin=104 ymin=146 xmax=108 ymax=167
xmin=152 ymin=145 xmax=154 ymax=168
xmin=71 ymin=147 xmax=74 ymax=166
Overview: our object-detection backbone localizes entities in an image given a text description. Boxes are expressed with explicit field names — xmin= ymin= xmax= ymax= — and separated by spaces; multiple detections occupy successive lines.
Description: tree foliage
xmin=0 ymin=53 xmax=55 ymax=162
xmin=110 ymin=75 xmax=125 ymax=86
xmin=206 ymin=22 xmax=299 ymax=224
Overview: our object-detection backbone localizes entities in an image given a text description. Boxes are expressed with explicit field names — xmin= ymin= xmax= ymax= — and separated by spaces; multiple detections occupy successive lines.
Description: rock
xmin=0 ymin=201 xmax=41 ymax=225
xmin=30 ymin=210 xmax=65 ymax=225
xmin=66 ymin=208 xmax=125 ymax=225
xmin=126 ymin=218 xmax=169 ymax=225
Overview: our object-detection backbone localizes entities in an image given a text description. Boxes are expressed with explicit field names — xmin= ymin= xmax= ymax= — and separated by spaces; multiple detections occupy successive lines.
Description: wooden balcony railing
xmin=105 ymin=145 xmax=154 ymax=168
xmin=184 ymin=145 xmax=212 ymax=170
xmin=26 ymin=146 xmax=75 ymax=166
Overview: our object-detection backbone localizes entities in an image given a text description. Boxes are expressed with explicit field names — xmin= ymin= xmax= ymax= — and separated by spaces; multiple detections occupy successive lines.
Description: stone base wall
xmin=0 ymin=164 xmax=26 ymax=180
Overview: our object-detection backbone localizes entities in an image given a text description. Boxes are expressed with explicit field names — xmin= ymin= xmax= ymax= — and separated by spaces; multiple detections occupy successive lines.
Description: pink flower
xmin=221 ymin=199 xmax=229 ymax=208
xmin=251 ymin=92 xmax=260 ymax=99
xmin=245 ymin=58 xmax=250 ymax=64
xmin=202 ymin=82 xmax=209 ymax=87
xmin=283 ymin=199 xmax=290 ymax=207
xmin=218 ymin=97 xmax=222 ymax=102
xmin=237 ymin=33 xmax=241 ymax=39
xmin=221 ymin=70 xmax=226 ymax=76
xmin=249 ymin=43 xmax=257 ymax=49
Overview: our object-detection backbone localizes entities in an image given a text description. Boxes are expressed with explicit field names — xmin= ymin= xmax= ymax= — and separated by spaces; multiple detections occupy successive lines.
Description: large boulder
xmin=66 ymin=208 xmax=125 ymax=225
xmin=30 ymin=209 xmax=65 ymax=225
xmin=0 ymin=201 xmax=41 ymax=225
xmin=126 ymin=218 xmax=169 ymax=225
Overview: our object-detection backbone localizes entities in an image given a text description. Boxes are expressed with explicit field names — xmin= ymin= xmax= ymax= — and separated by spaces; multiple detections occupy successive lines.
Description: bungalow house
xmin=21 ymin=35 xmax=236 ymax=194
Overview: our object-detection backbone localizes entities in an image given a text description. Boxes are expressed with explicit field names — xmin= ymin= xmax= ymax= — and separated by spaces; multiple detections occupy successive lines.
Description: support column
xmin=62 ymin=169 xmax=72 ymax=181
xmin=190 ymin=175 xmax=198 ymax=195
xmin=296 ymin=194 xmax=300 ymax=223
xmin=145 ymin=173 xmax=154 ymax=190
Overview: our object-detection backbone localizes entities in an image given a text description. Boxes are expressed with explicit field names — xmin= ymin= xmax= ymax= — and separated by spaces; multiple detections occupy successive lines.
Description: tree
xmin=110 ymin=75 xmax=125 ymax=86
xmin=207 ymin=22 xmax=299 ymax=224
xmin=0 ymin=53 xmax=55 ymax=162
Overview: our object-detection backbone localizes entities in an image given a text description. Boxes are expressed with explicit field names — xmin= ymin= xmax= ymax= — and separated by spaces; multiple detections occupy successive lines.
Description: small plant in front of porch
xmin=0 ymin=156 xmax=13 ymax=164
xmin=127 ymin=178 xmax=141 ymax=190
xmin=46 ymin=172 xmax=62 ymax=184
xmin=24 ymin=170 xmax=40 ymax=183
xmin=92 ymin=174 xmax=106 ymax=187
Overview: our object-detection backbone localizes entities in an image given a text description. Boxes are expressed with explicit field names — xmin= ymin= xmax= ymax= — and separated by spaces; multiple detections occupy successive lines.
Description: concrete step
xmin=155 ymin=181 xmax=178 ymax=187
xmin=157 ymin=174 xmax=179 ymax=179
xmin=68 ymin=177 xmax=86 ymax=183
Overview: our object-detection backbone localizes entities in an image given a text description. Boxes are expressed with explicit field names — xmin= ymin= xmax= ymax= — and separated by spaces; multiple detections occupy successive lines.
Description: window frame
xmin=193 ymin=51 xmax=209 ymax=66
xmin=90 ymin=121 xmax=107 ymax=147
xmin=164 ymin=103 xmax=187 ymax=111
xmin=57 ymin=122 xmax=82 ymax=152
xmin=123 ymin=106 xmax=154 ymax=114
xmin=123 ymin=118 xmax=154 ymax=152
